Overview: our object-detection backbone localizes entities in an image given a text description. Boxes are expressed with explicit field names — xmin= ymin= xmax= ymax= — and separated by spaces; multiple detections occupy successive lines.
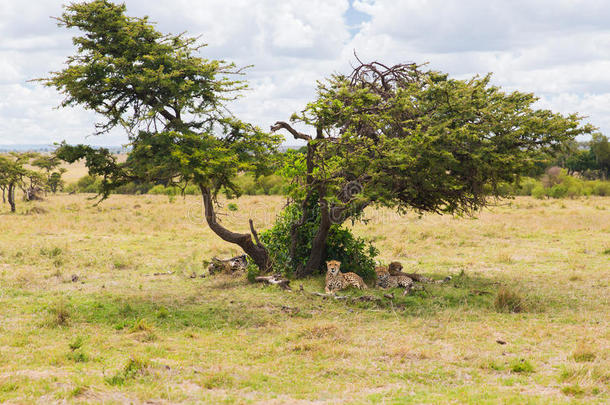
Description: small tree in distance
xmin=0 ymin=153 xmax=43 ymax=212
xmin=32 ymin=155 xmax=67 ymax=193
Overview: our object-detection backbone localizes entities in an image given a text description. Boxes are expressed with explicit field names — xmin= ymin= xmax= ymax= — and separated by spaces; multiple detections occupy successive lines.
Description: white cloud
xmin=0 ymin=0 xmax=609 ymax=145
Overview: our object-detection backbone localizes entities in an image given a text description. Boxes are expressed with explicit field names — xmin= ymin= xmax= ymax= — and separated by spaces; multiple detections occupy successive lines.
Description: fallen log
xmin=255 ymin=275 xmax=292 ymax=291
xmin=208 ymin=254 xmax=248 ymax=275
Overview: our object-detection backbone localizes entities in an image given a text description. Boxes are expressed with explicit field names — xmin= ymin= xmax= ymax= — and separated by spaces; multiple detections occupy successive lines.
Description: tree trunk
xmin=1 ymin=186 xmax=5 ymax=204
xmin=298 ymin=195 xmax=332 ymax=278
xmin=8 ymin=183 xmax=16 ymax=213
xmin=199 ymin=185 xmax=271 ymax=272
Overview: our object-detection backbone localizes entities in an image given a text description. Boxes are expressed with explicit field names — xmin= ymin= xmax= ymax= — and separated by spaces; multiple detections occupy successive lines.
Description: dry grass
xmin=0 ymin=194 xmax=608 ymax=403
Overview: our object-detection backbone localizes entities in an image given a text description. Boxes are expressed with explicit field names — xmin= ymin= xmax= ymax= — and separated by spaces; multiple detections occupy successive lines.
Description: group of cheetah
xmin=325 ymin=259 xmax=449 ymax=294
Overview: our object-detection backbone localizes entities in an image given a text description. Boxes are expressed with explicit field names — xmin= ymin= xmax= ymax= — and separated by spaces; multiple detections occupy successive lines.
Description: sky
xmin=1 ymin=0 xmax=610 ymax=146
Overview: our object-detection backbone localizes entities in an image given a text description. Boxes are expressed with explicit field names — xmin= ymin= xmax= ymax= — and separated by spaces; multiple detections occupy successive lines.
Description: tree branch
xmin=270 ymin=121 xmax=312 ymax=141
xmin=249 ymin=218 xmax=264 ymax=248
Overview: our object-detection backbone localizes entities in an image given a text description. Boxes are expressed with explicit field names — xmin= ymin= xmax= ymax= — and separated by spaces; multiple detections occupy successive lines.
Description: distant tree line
xmin=553 ymin=134 xmax=610 ymax=179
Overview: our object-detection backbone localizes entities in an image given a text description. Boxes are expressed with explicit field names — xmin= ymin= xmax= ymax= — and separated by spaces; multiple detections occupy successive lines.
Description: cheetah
xmin=388 ymin=261 xmax=451 ymax=284
xmin=325 ymin=260 xmax=367 ymax=294
xmin=375 ymin=266 xmax=413 ymax=293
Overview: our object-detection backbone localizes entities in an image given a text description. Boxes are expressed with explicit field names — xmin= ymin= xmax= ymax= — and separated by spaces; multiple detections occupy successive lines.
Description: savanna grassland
xmin=0 ymin=190 xmax=608 ymax=404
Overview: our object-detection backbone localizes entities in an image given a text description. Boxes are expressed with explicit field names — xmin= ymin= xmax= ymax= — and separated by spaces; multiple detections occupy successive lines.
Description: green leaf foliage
xmin=42 ymin=1 xmax=282 ymax=200
xmin=289 ymin=62 xmax=595 ymax=216
xmin=260 ymin=197 xmax=378 ymax=280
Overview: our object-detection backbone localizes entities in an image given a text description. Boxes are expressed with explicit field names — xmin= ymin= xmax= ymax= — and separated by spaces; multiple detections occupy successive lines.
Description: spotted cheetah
xmin=325 ymin=260 xmax=367 ymax=294
xmin=388 ymin=261 xmax=451 ymax=284
xmin=375 ymin=266 xmax=413 ymax=292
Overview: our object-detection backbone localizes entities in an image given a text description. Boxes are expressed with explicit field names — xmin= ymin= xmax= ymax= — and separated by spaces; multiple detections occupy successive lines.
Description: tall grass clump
xmin=45 ymin=299 xmax=72 ymax=327
xmin=494 ymin=287 xmax=526 ymax=313
xmin=105 ymin=356 xmax=149 ymax=386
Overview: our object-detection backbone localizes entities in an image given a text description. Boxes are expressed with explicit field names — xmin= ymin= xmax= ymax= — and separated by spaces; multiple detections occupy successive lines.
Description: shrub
xmin=260 ymin=199 xmax=378 ymax=281
xmin=148 ymin=183 xmax=198 ymax=195
xmin=531 ymin=184 xmax=547 ymax=199
xmin=148 ymin=184 xmax=172 ymax=195
xmin=549 ymin=184 xmax=568 ymax=199
xmin=234 ymin=173 xmax=258 ymax=195
xmin=513 ymin=167 xmax=610 ymax=199
xmin=69 ymin=175 xmax=156 ymax=194
xmin=233 ymin=173 xmax=287 ymax=195
xmin=589 ymin=180 xmax=610 ymax=196
xmin=561 ymin=175 xmax=583 ymax=198
xmin=516 ymin=177 xmax=540 ymax=196
xmin=76 ymin=174 xmax=102 ymax=193
xmin=113 ymin=181 xmax=153 ymax=194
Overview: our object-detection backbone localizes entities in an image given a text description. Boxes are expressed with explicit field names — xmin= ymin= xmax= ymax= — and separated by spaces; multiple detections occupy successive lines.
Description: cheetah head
xmin=375 ymin=265 xmax=390 ymax=277
xmin=388 ymin=261 xmax=403 ymax=273
xmin=326 ymin=260 xmax=341 ymax=275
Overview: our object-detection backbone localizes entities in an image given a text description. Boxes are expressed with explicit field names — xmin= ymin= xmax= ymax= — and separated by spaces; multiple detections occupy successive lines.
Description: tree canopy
xmin=0 ymin=152 xmax=53 ymax=212
xmin=270 ymin=60 xmax=594 ymax=276
xmin=40 ymin=0 xmax=282 ymax=271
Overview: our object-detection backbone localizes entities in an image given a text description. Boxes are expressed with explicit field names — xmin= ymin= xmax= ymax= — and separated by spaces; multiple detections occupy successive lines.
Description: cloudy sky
xmin=1 ymin=0 xmax=609 ymax=146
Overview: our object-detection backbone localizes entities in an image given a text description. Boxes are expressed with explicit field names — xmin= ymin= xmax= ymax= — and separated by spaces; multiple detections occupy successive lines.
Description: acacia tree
xmin=0 ymin=153 xmax=39 ymax=212
xmin=39 ymin=0 xmax=281 ymax=270
xmin=32 ymin=155 xmax=67 ymax=193
xmin=271 ymin=61 xmax=594 ymax=277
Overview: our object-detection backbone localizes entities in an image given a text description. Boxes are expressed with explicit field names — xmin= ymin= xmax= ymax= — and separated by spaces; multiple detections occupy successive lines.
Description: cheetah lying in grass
xmin=388 ymin=261 xmax=451 ymax=284
xmin=375 ymin=266 xmax=413 ymax=294
xmin=325 ymin=260 xmax=367 ymax=294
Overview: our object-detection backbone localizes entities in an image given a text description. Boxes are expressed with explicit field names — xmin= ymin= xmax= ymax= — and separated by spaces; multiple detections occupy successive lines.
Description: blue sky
xmin=1 ymin=0 xmax=609 ymax=145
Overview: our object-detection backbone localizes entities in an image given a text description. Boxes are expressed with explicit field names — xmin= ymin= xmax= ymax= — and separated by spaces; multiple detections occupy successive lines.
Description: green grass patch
xmin=509 ymin=358 xmax=534 ymax=373
xmin=332 ymin=271 xmax=499 ymax=316
xmin=72 ymin=294 xmax=274 ymax=330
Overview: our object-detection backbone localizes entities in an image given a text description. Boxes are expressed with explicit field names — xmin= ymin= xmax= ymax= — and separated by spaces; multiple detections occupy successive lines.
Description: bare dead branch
xmin=249 ymin=218 xmax=264 ymax=248
xmin=270 ymin=121 xmax=312 ymax=141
